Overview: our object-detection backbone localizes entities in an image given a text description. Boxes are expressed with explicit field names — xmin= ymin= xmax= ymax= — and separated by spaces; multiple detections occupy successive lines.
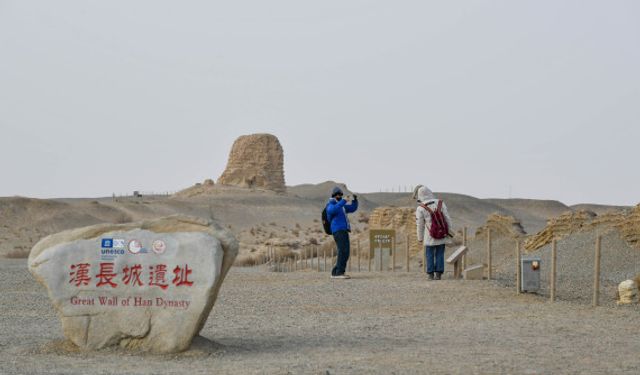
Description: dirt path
xmin=1 ymin=259 xmax=639 ymax=374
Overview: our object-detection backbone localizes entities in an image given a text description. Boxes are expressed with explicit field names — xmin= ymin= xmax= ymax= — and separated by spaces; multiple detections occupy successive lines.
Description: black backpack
xmin=321 ymin=207 xmax=332 ymax=235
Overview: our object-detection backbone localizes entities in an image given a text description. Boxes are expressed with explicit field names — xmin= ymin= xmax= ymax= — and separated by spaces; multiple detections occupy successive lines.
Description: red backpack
xmin=420 ymin=200 xmax=449 ymax=240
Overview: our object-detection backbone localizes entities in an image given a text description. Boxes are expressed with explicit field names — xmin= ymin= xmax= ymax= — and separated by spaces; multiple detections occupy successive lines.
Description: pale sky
xmin=1 ymin=1 xmax=638 ymax=205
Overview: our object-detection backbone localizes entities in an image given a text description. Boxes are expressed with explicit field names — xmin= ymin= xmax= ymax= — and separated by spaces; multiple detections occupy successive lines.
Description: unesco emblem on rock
xmin=152 ymin=240 xmax=167 ymax=254
xmin=100 ymin=238 xmax=126 ymax=261
xmin=127 ymin=239 xmax=143 ymax=254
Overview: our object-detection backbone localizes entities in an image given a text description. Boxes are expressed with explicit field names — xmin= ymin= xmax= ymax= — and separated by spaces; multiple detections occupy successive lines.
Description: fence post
xmin=392 ymin=235 xmax=396 ymax=272
xmin=462 ymin=227 xmax=468 ymax=270
xmin=406 ymin=234 xmax=410 ymax=272
xmin=593 ymin=235 xmax=602 ymax=307
xmin=487 ymin=229 xmax=492 ymax=281
xmin=357 ymin=240 xmax=361 ymax=272
xmin=332 ymin=247 xmax=335 ymax=270
xmin=516 ymin=240 xmax=521 ymax=295
xmin=549 ymin=239 xmax=557 ymax=302
xmin=323 ymin=249 xmax=327 ymax=272
xmin=379 ymin=246 xmax=383 ymax=272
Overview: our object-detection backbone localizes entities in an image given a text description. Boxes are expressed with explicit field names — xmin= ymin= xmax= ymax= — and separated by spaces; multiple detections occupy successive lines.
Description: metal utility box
xmin=521 ymin=256 xmax=541 ymax=292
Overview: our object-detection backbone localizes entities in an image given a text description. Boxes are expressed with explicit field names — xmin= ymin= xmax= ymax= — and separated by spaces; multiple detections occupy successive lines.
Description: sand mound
xmin=218 ymin=133 xmax=285 ymax=192
xmin=0 ymin=197 xmax=133 ymax=257
xmin=526 ymin=230 xmax=640 ymax=305
xmin=597 ymin=204 xmax=640 ymax=249
xmin=571 ymin=203 xmax=631 ymax=215
xmin=524 ymin=210 xmax=597 ymax=251
xmin=525 ymin=205 xmax=640 ymax=251
xmin=288 ymin=181 xmax=353 ymax=202
xmin=475 ymin=214 xmax=526 ymax=239
xmin=173 ymin=179 xmax=218 ymax=198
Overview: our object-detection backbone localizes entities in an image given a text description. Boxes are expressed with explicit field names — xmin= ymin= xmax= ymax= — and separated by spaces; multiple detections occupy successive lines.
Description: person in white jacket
xmin=414 ymin=185 xmax=453 ymax=280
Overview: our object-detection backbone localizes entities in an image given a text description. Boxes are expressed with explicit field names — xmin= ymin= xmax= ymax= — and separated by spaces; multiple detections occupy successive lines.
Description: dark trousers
xmin=331 ymin=230 xmax=350 ymax=276
xmin=425 ymin=244 xmax=445 ymax=274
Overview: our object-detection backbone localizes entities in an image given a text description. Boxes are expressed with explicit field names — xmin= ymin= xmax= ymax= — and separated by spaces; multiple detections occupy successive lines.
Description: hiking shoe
xmin=331 ymin=274 xmax=351 ymax=279
xmin=435 ymin=273 xmax=442 ymax=280
xmin=427 ymin=273 xmax=434 ymax=281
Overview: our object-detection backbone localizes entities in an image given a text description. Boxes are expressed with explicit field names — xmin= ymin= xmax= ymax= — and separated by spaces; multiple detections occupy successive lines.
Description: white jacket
xmin=415 ymin=186 xmax=453 ymax=246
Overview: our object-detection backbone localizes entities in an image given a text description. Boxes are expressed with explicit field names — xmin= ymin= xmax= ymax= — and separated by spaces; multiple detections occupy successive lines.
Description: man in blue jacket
xmin=326 ymin=186 xmax=359 ymax=279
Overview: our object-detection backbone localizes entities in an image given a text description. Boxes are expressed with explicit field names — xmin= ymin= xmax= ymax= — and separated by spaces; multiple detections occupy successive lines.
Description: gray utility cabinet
xmin=521 ymin=256 xmax=541 ymax=292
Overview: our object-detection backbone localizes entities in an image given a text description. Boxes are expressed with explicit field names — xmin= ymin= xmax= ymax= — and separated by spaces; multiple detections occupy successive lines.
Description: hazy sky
xmin=1 ymin=1 xmax=638 ymax=205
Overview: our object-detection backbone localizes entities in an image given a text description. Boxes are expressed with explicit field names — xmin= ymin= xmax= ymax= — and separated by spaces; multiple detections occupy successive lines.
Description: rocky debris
xmin=173 ymin=179 xmax=218 ymax=198
xmin=28 ymin=215 xmax=238 ymax=353
xmin=218 ymin=134 xmax=285 ymax=192
xmin=613 ymin=205 xmax=640 ymax=249
xmin=617 ymin=279 xmax=638 ymax=305
xmin=524 ymin=210 xmax=597 ymax=251
xmin=525 ymin=206 xmax=640 ymax=251
xmin=496 ymin=230 xmax=640 ymax=306
xmin=475 ymin=214 xmax=526 ymax=239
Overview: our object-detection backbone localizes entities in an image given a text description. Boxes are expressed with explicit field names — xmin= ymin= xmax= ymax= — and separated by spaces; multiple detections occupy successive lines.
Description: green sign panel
xmin=369 ymin=229 xmax=396 ymax=255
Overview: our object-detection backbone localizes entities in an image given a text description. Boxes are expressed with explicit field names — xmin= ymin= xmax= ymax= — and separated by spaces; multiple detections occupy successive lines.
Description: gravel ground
xmin=466 ymin=229 xmax=640 ymax=307
xmin=1 ymin=259 xmax=640 ymax=374
xmin=527 ymin=230 xmax=640 ymax=305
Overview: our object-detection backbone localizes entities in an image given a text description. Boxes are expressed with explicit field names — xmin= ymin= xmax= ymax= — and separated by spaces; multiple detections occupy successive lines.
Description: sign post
xmin=369 ymin=229 xmax=395 ymax=273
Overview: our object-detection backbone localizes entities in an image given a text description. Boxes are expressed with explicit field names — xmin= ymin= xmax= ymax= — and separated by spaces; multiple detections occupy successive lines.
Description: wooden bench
xmin=446 ymin=246 xmax=468 ymax=279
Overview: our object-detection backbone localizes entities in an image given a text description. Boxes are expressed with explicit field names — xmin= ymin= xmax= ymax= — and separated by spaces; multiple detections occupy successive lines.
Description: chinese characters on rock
xmin=69 ymin=263 xmax=194 ymax=289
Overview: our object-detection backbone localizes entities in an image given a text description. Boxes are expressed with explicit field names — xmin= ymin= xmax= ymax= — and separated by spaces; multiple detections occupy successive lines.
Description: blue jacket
xmin=326 ymin=198 xmax=358 ymax=234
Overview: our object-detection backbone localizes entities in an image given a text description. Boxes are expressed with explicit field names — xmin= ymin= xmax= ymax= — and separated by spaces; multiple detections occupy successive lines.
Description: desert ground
xmin=1 ymin=259 xmax=640 ymax=374
xmin=2 ymin=175 xmax=639 ymax=374
xmin=0 ymin=181 xmax=623 ymax=260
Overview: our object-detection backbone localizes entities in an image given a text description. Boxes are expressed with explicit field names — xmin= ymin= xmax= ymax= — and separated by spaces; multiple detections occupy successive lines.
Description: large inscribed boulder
xmin=28 ymin=215 xmax=238 ymax=353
